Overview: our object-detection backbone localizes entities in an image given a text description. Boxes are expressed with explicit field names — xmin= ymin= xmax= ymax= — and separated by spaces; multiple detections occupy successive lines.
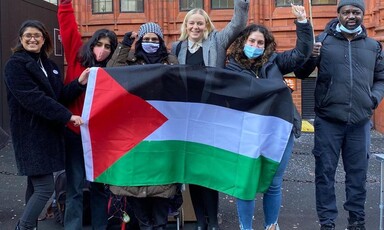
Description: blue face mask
xmin=338 ymin=24 xmax=362 ymax=34
xmin=142 ymin=42 xmax=160 ymax=53
xmin=243 ymin=44 xmax=264 ymax=59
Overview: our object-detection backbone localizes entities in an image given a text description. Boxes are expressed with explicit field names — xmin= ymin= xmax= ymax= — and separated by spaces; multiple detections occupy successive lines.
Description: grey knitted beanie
xmin=138 ymin=22 xmax=163 ymax=39
xmin=337 ymin=0 xmax=365 ymax=13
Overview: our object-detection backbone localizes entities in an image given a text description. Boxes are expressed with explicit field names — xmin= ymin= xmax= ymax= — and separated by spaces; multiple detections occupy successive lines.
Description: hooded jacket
xmin=295 ymin=18 xmax=384 ymax=124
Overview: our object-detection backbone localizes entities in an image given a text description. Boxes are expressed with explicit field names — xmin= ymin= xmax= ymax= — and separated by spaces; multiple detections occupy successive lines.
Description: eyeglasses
xmin=142 ymin=37 xmax=160 ymax=43
xmin=22 ymin=33 xmax=43 ymax=40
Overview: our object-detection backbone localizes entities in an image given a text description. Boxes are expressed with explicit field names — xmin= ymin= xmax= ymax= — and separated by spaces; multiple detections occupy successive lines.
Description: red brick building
xmin=63 ymin=0 xmax=384 ymax=132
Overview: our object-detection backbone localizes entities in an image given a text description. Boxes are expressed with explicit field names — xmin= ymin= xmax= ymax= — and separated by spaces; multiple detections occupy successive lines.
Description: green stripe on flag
xmin=95 ymin=140 xmax=279 ymax=200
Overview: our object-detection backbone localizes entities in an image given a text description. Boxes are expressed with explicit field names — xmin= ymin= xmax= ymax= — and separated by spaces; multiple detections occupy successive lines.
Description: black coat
xmin=4 ymin=50 xmax=85 ymax=176
xmin=226 ymin=21 xmax=313 ymax=79
xmin=295 ymin=18 xmax=384 ymax=124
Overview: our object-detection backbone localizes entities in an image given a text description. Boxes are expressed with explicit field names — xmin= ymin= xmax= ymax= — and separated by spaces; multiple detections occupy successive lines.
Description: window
xmin=121 ymin=0 xmax=144 ymax=12
xmin=275 ymin=0 xmax=303 ymax=7
xmin=180 ymin=0 xmax=203 ymax=11
xmin=311 ymin=0 xmax=337 ymax=5
xmin=211 ymin=0 xmax=234 ymax=9
xmin=93 ymin=0 xmax=113 ymax=13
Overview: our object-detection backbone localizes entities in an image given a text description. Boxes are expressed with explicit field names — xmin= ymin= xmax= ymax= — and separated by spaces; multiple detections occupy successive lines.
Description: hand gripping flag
xmin=81 ymin=64 xmax=294 ymax=200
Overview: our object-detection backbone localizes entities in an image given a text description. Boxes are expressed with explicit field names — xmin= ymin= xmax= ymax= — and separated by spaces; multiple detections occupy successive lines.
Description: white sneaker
xmin=265 ymin=224 xmax=280 ymax=230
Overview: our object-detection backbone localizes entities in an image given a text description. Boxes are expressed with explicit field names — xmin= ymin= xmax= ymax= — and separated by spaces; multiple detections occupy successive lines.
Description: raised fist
xmin=122 ymin=32 xmax=137 ymax=47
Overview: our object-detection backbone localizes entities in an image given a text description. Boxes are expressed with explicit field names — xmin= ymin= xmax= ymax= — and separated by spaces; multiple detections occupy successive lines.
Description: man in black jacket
xmin=295 ymin=0 xmax=384 ymax=229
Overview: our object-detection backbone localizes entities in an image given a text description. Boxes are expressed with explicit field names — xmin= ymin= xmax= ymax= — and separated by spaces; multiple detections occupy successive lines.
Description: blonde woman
xmin=171 ymin=1 xmax=249 ymax=229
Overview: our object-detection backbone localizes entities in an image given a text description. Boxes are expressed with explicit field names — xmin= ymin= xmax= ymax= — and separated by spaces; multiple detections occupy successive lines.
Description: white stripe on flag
xmin=146 ymin=101 xmax=292 ymax=162
xmin=81 ymin=67 xmax=98 ymax=181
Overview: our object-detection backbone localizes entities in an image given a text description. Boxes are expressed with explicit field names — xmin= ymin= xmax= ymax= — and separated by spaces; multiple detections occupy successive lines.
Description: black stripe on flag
xmin=103 ymin=64 xmax=294 ymax=123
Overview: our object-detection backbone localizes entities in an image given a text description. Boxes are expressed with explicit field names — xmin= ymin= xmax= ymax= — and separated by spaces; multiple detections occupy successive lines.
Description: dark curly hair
xmin=78 ymin=28 xmax=118 ymax=67
xmin=227 ymin=24 xmax=276 ymax=70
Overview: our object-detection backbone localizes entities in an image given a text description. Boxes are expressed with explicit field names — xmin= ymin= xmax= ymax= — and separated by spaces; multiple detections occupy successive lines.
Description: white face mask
xmin=141 ymin=42 xmax=160 ymax=53
xmin=93 ymin=46 xmax=111 ymax=62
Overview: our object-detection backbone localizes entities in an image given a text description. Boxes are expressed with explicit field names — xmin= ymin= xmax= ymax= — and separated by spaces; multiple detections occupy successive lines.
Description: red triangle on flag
xmin=88 ymin=68 xmax=167 ymax=178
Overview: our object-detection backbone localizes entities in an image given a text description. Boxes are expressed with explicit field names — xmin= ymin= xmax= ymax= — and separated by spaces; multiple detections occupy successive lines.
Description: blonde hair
xmin=178 ymin=8 xmax=215 ymax=41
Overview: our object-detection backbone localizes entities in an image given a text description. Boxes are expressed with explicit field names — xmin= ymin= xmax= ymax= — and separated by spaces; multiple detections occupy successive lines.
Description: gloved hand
xmin=122 ymin=32 xmax=135 ymax=47
xmin=59 ymin=0 xmax=72 ymax=4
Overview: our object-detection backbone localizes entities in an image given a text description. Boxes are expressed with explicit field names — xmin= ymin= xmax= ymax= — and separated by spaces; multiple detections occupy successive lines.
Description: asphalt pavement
xmin=0 ymin=128 xmax=383 ymax=230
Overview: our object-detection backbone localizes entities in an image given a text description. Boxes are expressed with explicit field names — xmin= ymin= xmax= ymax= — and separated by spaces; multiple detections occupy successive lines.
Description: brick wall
xmin=69 ymin=0 xmax=384 ymax=133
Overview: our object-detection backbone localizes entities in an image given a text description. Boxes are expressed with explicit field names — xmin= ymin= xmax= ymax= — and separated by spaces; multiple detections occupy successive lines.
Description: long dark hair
xmin=227 ymin=24 xmax=276 ymax=70
xmin=78 ymin=29 xmax=117 ymax=67
xmin=12 ymin=20 xmax=53 ymax=57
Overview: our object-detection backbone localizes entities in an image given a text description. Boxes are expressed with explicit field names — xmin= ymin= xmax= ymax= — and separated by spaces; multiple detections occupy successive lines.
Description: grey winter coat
xmin=171 ymin=0 xmax=249 ymax=68
xmin=295 ymin=18 xmax=384 ymax=124
xmin=4 ymin=51 xmax=85 ymax=176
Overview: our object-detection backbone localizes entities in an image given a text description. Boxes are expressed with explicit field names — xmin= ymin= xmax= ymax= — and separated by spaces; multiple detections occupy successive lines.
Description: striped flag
xmin=81 ymin=65 xmax=293 ymax=200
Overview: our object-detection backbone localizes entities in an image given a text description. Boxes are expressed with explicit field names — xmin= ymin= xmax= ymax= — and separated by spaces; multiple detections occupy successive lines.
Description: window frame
xmin=120 ymin=0 xmax=144 ymax=13
xmin=179 ymin=0 xmax=204 ymax=11
xmin=275 ymin=0 xmax=303 ymax=7
xmin=211 ymin=0 xmax=234 ymax=9
xmin=310 ymin=0 xmax=337 ymax=6
xmin=92 ymin=0 xmax=114 ymax=14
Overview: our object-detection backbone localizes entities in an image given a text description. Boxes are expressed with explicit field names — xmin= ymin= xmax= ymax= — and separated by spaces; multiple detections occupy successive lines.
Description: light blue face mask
xmin=243 ymin=44 xmax=264 ymax=59
xmin=142 ymin=42 xmax=160 ymax=53
xmin=337 ymin=23 xmax=362 ymax=34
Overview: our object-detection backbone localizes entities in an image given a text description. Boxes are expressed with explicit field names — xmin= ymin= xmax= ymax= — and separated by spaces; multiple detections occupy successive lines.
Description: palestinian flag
xmin=81 ymin=65 xmax=294 ymax=200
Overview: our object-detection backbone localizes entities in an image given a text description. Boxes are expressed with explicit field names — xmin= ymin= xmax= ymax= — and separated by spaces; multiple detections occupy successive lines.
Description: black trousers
xmin=129 ymin=196 xmax=170 ymax=230
xmin=189 ymin=184 xmax=219 ymax=227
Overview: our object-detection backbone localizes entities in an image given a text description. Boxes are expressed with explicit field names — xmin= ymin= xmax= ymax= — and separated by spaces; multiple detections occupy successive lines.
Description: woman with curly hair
xmin=225 ymin=4 xmax=313 ymax=230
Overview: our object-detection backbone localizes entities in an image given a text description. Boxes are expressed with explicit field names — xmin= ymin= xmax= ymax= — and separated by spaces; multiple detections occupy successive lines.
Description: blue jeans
xmin=64 ymin=129 xmax=108 ymax=230
xmin=237 ymin=133 xmax=294 ymax=229
xmin=313 ymin=117 xmax=369 ymax=226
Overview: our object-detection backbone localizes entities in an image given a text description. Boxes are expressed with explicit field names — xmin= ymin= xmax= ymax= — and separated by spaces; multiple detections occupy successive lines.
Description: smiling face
xmin=20 ymin=27 xmax=45 ymax=53
xmin=186 ymin=13 xmax=207 ymax=42
xmin=338 ymin=5 xmax=364 ymax=30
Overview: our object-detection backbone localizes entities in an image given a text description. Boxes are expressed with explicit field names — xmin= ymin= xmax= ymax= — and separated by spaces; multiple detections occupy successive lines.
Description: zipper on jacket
xmin=347 ymin=40 xmax=353 ymax=123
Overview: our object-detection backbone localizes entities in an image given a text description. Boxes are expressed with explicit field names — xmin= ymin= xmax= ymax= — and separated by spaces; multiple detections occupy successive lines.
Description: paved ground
xmin=0 ymin=129 xmax=383 ymax=230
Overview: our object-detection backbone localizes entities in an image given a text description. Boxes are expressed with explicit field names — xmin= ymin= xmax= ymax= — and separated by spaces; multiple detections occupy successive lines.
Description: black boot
xmin=15 ymin=220 xmax=37 ymax=230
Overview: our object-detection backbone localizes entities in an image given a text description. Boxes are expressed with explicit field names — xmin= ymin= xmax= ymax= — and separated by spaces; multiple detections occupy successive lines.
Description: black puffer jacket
xmin=295 ymin=18 xmax=384 ymax=124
